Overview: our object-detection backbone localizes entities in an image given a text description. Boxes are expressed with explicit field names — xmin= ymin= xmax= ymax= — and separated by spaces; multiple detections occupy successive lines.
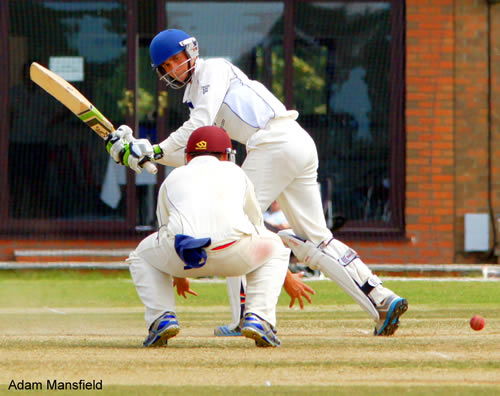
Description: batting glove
xmin=105 ymin=126 xmax=156 ymax=174
xmin=105 ymin=132 xmax=127 ymax=164
xmin=125 ymin=139 xmax=154 ymax=174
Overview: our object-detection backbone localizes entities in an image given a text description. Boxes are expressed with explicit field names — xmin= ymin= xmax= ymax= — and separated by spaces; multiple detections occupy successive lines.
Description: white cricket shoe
xmin=374 ymin=295 xmax=408 ymax=336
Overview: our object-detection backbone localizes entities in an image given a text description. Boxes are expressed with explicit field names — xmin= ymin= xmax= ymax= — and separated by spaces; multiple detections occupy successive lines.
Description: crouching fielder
xmin=127 ymin=126 xmax=289 ymax=348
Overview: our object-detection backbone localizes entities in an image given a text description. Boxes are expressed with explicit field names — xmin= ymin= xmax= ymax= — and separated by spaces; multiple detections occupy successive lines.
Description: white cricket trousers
xmin=225 ymin=115 xmax=393 ymax=325
xmin=223 ymin=116 xmax=332 ymax=327
xmin=244 ymin=116 xmax=331 ymax=243
xmin=127 ymin=228 xmax=289 ymax=328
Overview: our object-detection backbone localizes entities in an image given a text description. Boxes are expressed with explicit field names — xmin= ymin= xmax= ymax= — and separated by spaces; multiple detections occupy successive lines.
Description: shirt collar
xmin=183 ymin=58 xmax=203 ymax=103
xmin=188 ymin=155 xmax=220 ymax=166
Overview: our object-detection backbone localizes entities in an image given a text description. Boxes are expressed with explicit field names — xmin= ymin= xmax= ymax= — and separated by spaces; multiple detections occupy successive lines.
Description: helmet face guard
xmin=226 ymin=148 xmax=237 ymax=163
xmin=155 ymin=57 xmax=195 ymax=89
xmin=151 ymin=32 xmax=199 ymax=89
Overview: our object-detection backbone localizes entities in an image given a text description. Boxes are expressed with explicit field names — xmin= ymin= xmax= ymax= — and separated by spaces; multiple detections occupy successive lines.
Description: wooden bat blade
xmin=29 ymin=62 xmax=114 ymax=139
xmin=29 ymin=62 xmax=157 ymax=175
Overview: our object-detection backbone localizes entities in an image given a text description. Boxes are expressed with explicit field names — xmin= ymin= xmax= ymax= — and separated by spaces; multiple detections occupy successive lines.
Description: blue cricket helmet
xmin=150 ymin=29 xmax=192 ymax=68
xmin=150 ymin=29 xmax=199 ymax=89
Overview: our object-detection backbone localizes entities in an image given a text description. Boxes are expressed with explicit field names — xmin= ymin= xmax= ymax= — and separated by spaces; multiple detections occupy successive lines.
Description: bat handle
xmin=142 ymin=161 xmax=158 ymax=175
xmin=120 ymin=130 xmax=158 ymax=175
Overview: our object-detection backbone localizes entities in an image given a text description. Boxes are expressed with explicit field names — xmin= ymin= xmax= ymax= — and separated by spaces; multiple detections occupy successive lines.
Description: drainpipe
xmin=487 ymin=0 xmax=498 ymax=258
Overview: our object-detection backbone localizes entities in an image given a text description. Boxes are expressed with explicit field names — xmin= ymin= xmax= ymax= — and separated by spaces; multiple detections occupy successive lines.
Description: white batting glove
xmin=115 ymin=125 xmax=134 ymax=141
xmin=126 ymin=139 xmax=154 ymax=174
xmin=105 ymin=125 xmax=154 ymax=174
xmin=105 ymin=134 xmax=126 ymax=164
xmin=105 ymin=125 xmax=133 ymax=164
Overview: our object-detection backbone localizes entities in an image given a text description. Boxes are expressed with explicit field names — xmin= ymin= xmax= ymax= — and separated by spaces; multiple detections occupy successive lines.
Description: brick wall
xmin=454 ymin=0 xmax=491 ymax=263
xmin=347 ymin=0 xmax=499 ymax=264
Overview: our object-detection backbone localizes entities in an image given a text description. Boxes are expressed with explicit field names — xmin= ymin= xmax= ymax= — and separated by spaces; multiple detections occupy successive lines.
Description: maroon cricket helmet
xmin=186 ymin=126 xmax=232 ymax=155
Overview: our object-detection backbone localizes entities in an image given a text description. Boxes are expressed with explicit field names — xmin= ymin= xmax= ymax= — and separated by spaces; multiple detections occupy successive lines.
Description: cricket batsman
xmin=107 ymin=29 xmax=408 ymax=337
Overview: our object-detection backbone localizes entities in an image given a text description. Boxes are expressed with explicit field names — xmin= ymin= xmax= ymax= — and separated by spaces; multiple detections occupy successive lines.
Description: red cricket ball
xmin=470 ymin=315 xmax=485 ymax=331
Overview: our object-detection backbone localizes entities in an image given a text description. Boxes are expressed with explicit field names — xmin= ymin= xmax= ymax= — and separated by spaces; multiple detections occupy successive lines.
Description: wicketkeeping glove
xmin=105 ymin=125 xmax=158 ymax=174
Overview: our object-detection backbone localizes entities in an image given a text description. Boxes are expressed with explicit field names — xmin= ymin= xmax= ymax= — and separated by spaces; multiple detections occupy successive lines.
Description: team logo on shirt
xmin=201 ymin=84 xmax=210 ymax=94
xmin=195 ymin=141 xmax=207 ymax=150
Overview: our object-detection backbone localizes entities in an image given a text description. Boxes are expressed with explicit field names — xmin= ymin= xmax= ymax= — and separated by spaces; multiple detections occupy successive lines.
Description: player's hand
xmin=283 ymin=270 xmax=315 ymax=309
xmin=105 ymin=125 xmax=155 ymax=174
xmin=173 ymin=277 xmax=198 ymax=299
xmin=126 ymin=138 xmax=154 ymax=174
xmin=105 ymin=130 xmax=127 ymax=164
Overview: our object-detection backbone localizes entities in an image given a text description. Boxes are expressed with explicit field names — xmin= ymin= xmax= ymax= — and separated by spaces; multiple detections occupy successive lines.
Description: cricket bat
xmin=29 ymin=62 xmax=157 ymax=174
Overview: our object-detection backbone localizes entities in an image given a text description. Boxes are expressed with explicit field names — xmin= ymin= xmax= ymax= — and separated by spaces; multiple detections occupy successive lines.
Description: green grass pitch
xmin=0 ymin=270 xmax=499 ymax=395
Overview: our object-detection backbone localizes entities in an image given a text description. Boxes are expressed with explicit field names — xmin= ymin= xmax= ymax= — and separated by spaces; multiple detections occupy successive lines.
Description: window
xmin=1 ymin=0 xmax=404 ymax=237
xmin=292 ymin=1 xmax=404 ymax=236
xmin=163 ymin=0 xmax=405 ymax=236
xmin=7 ymin=0 xmax=128 ymax=220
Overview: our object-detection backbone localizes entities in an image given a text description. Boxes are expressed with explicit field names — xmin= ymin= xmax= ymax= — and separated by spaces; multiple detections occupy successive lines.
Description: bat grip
xmin=142 ymin=161 xmax=158 ymax=175
xmin=121 ymin=132 xmax=158 ymax=175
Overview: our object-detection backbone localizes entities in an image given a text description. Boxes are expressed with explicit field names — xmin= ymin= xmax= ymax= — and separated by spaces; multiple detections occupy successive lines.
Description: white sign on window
xmin=49 ymin=56 xmax=84 ymax=82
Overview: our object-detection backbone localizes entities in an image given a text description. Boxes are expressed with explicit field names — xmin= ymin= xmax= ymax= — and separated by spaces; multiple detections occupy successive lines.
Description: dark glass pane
xmin=8 ymin=0 xmax=127 ymax=220
xmin=294 ymin=2 xmax=393 ymax=225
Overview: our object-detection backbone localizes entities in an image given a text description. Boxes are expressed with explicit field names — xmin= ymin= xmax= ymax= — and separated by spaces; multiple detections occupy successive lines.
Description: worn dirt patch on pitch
xmin=1 ymin=307 xmax=499 ymax=389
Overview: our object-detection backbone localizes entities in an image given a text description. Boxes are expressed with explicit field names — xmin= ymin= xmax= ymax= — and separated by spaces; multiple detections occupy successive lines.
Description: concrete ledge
xmin=14 ymin=249 xmax=133 ymax=257
xmin=369 ymin=264 xmax=499 ymax=273
xmin=1 ymin=262 xmax=499 ymax=278
xmin=0 ymin=262 xmax=129 ymax=270
xmin=370 ymin=264 xmax=500 ymax=279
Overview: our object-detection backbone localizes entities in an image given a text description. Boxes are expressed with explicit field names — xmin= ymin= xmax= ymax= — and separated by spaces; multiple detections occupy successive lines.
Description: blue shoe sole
xmin=241 ymin=326 xmax=279 ymax=347
xmin=214 ymin=326 xmax=242 ymax=337
xmin=144 ymin=324 xmax=180 ymax=347
xmin=374 ymin=298 xmax=408 ymax=336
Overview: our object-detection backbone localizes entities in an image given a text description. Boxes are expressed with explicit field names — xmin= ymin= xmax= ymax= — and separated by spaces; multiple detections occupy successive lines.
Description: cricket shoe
xmin=214 ymin=324 xmax=242 ymax=337
xmin=143 ymin=311 xmax=180 ymax=347
xmin=374 ymin=295 xmax=408 ymax=336
xmin=241 ymin=313 xmax=280 ymax=347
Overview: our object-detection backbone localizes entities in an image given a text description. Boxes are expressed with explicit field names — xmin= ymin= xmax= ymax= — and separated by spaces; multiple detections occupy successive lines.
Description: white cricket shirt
xmin=157 ymin=58 xmax=289 ymax=167
xmin=156 ymin=156 xmax=263 ymax=243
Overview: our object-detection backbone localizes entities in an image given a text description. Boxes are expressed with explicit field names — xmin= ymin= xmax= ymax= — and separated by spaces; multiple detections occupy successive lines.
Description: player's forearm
xmin=154 ymin=145 xmax=184 ymax=167
xmin=155 ymin=114 xmax=209 ymax=167
xmin=154 ymin=133 xmax=185 ymax=167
